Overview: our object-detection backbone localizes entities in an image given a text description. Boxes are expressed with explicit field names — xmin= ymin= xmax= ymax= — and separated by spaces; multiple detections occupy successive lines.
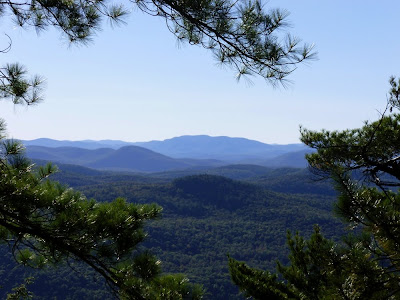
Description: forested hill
xmin=69 ymin=174 xmax=342 ymax=299
xmin=47 ymin=161 xmax=335 ymax=196
xmin=0 ymin=165 xmax=341 ymax=299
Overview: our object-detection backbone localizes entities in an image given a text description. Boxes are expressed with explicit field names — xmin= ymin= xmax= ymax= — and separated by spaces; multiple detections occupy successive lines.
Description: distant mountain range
xmin=26 ymin=145 xmax=224 ymax=173
xmin=22 ymin=138 xmax=131 ymax=150
xmin=133 ymin=135 xmax=306 ymax=160
xmin=20 ymin=135 xmax=312 ymax=172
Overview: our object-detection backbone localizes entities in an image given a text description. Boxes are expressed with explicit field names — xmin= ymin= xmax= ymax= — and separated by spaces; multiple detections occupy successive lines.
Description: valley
xmin=0 ymin=136 xmax=339 ymax=299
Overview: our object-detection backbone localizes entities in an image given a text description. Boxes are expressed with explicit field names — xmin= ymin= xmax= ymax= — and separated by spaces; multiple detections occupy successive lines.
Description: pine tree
xmin=229 ymin=78 xmax=400 ymax=299
xmin=0 ymin=0 xmax=315 ymax=102
xmin=0 ymin=122 xmax=203 ymax=298
xmin=0 ymin=1 xmax=314 ymax=298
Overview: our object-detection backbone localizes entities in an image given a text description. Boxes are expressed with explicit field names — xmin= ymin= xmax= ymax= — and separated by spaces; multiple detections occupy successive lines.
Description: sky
xmin=1 ymin=1 xmax=400 ymax=144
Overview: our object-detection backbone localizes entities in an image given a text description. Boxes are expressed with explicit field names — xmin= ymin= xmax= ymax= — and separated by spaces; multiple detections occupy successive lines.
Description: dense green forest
xmin=3 ymin=0 xmax=395 ymax=299
xmin=0 ymin=164 xmax=341 ymax=299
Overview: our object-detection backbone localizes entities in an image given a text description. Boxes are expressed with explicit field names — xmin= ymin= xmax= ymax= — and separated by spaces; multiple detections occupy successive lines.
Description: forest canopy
xmin=0 ymin=0 xmax=317 ymax=298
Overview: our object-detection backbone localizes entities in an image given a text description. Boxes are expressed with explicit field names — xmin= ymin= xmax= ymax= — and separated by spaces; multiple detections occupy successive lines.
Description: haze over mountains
xmin=21 ymin=135 xmax=311 ymax=172
xmin=133 ymin=135 xmax=306 ymax=160
xmin=6 ymin=136 xmax=328 ymax=299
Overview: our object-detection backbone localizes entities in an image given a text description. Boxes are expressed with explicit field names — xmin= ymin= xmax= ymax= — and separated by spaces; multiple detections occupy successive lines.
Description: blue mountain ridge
xmin=21 ymin=135 xmax=307 ymax=162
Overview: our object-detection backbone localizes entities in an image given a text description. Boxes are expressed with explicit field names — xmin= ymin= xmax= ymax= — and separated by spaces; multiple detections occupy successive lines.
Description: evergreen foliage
xmin=72 ymin=173 xmax=340 ymax=299
xmin=229 ymin=80 xmax=400 ymax=299
xmin=6 ymin=277 xmax=34 ymax=300
xmin=0 ymin=0 xmax=314 ymax=101
xmin=0 ymin=0 xmax=314 ymax=297
xmin=0 ymin=169 xmax=341 ymax=299
xmin=0 ymin=124 xmax=202 ymax=298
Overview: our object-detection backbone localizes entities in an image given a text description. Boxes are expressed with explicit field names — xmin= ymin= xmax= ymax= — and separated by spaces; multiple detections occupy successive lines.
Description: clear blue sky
xmin=1 ymin=1 xmax=399 ymax=144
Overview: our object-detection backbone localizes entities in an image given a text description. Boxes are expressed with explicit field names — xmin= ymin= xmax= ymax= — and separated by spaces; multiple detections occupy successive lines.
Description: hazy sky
xmin=1 ymin=1 xmax=399 ymax=144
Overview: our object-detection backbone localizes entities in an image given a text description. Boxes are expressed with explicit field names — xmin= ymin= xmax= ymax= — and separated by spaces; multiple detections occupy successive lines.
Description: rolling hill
xmin=21 ymin=135 xmax=307 ymax=163
xmin=86 ymin=145 xmax=191 ymax=172
xmin=26 ymin=145 xmax=225 ymax=172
